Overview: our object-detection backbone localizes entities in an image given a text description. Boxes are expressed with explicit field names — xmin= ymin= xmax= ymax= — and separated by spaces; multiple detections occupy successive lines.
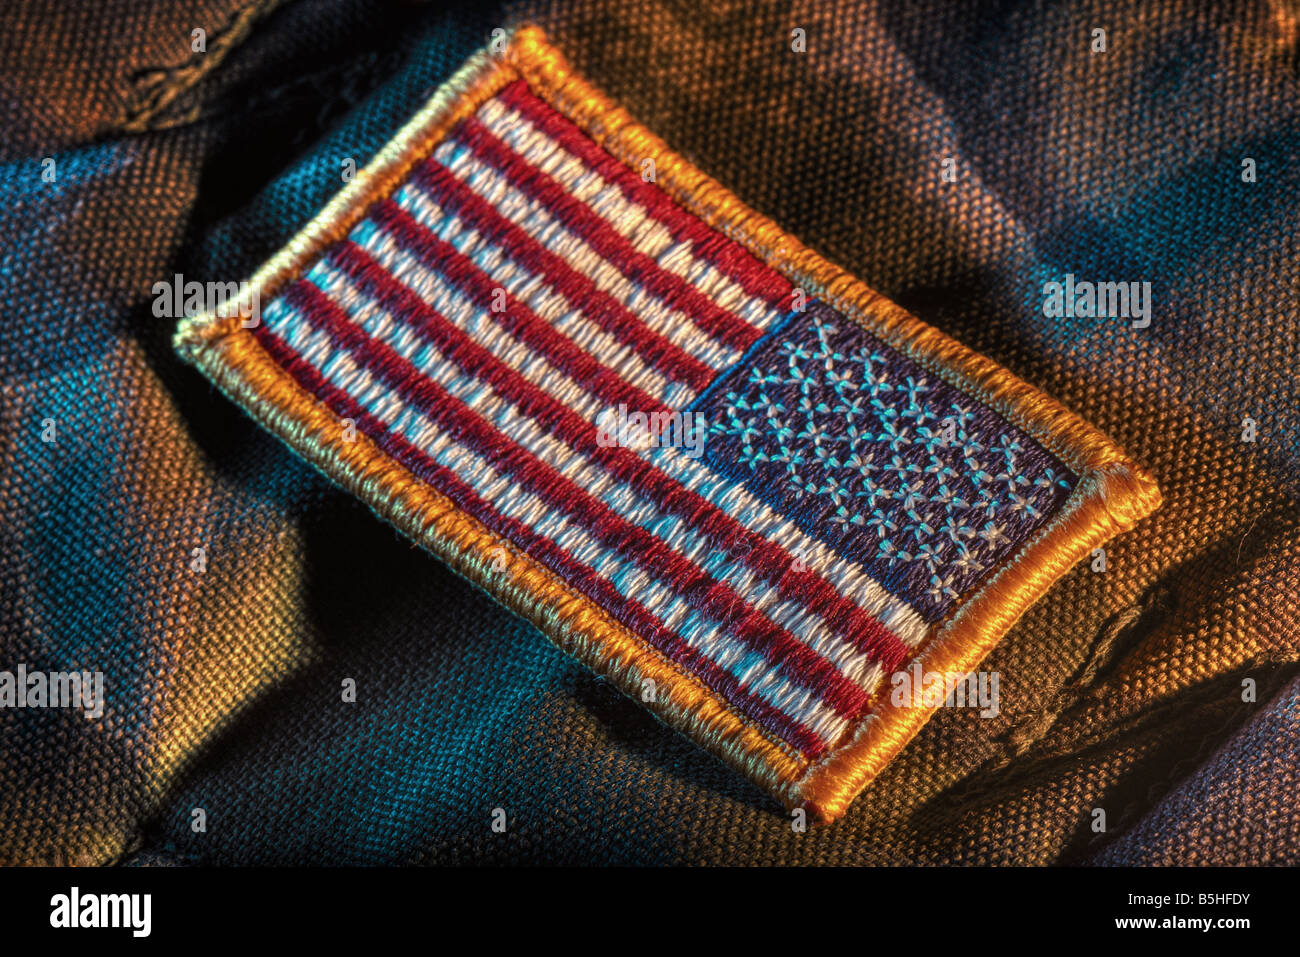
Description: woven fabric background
xmin=1 ymin=0 xmax=1297 ymax=865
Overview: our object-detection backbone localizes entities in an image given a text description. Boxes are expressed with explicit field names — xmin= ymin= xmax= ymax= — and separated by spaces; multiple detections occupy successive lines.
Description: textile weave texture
xmin=1 ymin=0 xmax=1298 ymax=864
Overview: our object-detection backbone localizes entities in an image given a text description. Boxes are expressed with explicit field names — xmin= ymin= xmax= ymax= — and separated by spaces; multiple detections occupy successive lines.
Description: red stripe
xmin=496 ymin=80 xmax=794 ymax=311
xmin=369 ymin=197 xmax=668 ymax=420
xmin=284 ymin=277 xmax=875 ymax=721
xmin=329 ymin=240 xmax=913 ymax=676
xmin=409 ymin=157 xmax=718 ymax=392
xmin=250 ymin=317 xmax=827 ymax=758
xmin=453 ymin=115 xmax=765 ymax=354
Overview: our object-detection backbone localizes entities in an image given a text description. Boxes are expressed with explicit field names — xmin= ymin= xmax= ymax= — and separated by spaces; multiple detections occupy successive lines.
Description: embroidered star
xmin=978 ymin=522 xmax=1011 ymax=548
xmin=950 ymin=547 xmax=985 ymax=578
xmin=866 ymin=510 xmax=897 ymax=538
xmin=830 ymin=506 xmax=865 ymax=528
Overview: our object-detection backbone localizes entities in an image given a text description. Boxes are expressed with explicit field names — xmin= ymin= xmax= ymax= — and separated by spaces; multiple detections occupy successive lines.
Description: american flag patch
xmin=176 ymin=27 xmax=1160 ymax=821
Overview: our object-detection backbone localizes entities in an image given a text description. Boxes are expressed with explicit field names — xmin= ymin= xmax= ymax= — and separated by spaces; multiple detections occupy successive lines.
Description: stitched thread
xmin=122 ymin=0 xmax=283 ymax=133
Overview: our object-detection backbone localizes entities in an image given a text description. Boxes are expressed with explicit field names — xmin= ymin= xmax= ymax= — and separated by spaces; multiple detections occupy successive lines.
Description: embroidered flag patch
xmin=175 ymin=26 xmax=1160 ymax=822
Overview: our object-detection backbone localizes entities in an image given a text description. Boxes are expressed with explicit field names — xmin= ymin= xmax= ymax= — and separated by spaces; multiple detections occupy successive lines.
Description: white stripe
xmin=427 ymin=137 xmax=746 ymax=372
xmin=361 ymin=197 xmax=694 ymax=410
xmin=476 ymin=96 xmax=787 ymax=334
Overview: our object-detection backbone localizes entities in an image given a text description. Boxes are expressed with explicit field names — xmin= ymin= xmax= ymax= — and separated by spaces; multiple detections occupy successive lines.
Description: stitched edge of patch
xmin=175 ymin=26 xmax=1161 ymax=822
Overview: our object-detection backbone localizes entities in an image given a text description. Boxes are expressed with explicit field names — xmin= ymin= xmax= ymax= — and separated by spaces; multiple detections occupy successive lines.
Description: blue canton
xmin=690 ymin=300 xmax=1075 ymax=621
